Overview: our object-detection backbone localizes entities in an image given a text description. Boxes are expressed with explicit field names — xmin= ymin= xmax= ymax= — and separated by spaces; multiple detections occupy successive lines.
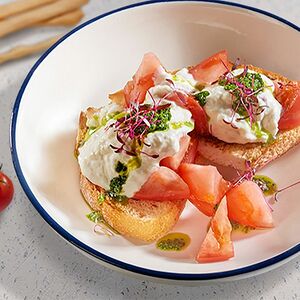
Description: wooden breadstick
xmin=0 ymin=0 xmax=58 ymax=20
xmin=0 ymin=0 xmax=89 ymax=38
xmin=0 ymin=36 xmax=60 ymax=65
xmin=40 ymin=9 xmax=84 ymax=26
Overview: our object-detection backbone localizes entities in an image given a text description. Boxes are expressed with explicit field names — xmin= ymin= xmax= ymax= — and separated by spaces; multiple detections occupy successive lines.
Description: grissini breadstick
xmin=0 ymin=0 xmax=89 ymax=38
xmin=0 ymin=0 xmax=58 ymax=20
xmin=39 ymin=9 xmax=84 ymax=26
xmin=0 ymin=36 xmax=60 ymax=65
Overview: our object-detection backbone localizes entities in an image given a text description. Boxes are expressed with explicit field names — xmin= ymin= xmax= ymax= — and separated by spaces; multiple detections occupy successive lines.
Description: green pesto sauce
xmin=219 ymin=72 xmax=264 ymax=117
xmin=106 ymin=158 xmax=142 ymax=202
xmin=97 ymin=192 xmax=106 ymax=204
xmin=231 ymin=221 xmax=254 ymax=234
xmin=251 ymin=122 xmax=263 ymax=139
xmin=84 ymin=111 xmax=121 ymax=143
xmin=194 ymin=90 xmax=210 ymax=107
xmin=252 ymin=175 xmax=278 ymax=196
xmin=86 ymin=211 xmax=119 ymax=234
xmin=220 ymin=72 xmax=264 ymax=92
xmin=170 ymin=121 xmax=194 ymax=130
xmin=106 ymin=161 xmax=129 ymax=202
xmin=148 ymin=107 xmax=171 ymax=133
xmin=245 ymin=121 xmax=273 ymax=144
xmin=156 ymin=233 xmax=191 ymax=251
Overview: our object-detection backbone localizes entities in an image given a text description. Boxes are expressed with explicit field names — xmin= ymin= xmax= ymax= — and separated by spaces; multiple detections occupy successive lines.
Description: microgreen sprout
xmin=219 ymin=65 xmax=267 ymax=128
xmin=109 ymin=92 xmax=171 ymax=158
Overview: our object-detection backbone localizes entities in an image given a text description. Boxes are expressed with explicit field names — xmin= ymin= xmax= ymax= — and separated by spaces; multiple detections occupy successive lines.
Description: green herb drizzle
xmin=252 ymin=175 xmax=277 ymax=196
xmin=86 ymin=211 xmax=119 ymax=234
xmin=194 ymin=90 xmax=210 ymax=107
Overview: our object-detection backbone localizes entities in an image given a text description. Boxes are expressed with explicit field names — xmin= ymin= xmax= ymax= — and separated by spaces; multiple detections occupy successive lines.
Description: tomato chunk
xmin=160 ymin=135 xmax=191 ymax=171
xmin=190 ymin=50 xmax=230 ymax=84
xmin=178 ymin=164 xmax=231 ymax=216
xmin=276 ymin=81 xmax=300 ymax=130
xmin=165 ymin=91 xmax=209 ymax=135
xmin=133 ymin=167 xmax=190 ymax=201
xmin=197 ymin=196 xmax=234 ymax=263
xmin=185 ymin=95 xmax=209 ymax=135
xmin=182 ymin=135 xmax=199 ymax=164
xmin=124 ymin=52 xmax=162 ymax=106
xmin=227 ymin=180 xmax=273 ymax=228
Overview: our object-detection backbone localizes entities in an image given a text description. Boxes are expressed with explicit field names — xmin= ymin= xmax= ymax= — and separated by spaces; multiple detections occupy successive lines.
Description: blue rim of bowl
xmin=11 ymin=0 xmax=299 ymax=281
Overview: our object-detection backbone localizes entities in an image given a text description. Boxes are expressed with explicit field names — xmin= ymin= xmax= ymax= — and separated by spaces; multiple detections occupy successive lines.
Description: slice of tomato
xmin=189 ymin=50 xmax=230 ymax=84
xmin=124 ymin=52 xmax=162 ymax=106
xmin=160 ymin=135 xmax=191 ymax=171
xmin=133 ymin=166 xmax=190 ymax=201
xmin=185 ymin=95 xmax=209 ymax=135
xmin=276 ymin=81 xmax=300 ymax=130
xmin=226 ymin=180 xmax=273 ymax=228
xmin=165 ymin=91 xmax=209 ymax=135
xmin=196 ymin=196 xmax=234 ymax=263
xmin=182 ymin=135 xmax=199 ymax=164
xmin=178 ymin=163 xmax=231 ymax=216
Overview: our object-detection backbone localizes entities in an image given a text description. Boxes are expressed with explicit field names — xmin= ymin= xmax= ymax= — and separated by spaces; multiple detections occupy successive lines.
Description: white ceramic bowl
xmin=11 ymin=0 xmax=300 ymax=282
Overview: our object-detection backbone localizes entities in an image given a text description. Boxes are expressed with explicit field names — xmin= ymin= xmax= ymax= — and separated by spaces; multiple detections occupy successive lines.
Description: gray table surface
xmin=0 ymin=0 xmax=299 ymax=299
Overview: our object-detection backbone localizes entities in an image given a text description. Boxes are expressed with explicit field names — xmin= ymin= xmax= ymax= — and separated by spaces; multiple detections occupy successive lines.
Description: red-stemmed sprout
xmin=274 ymin=180 xmax=300 ymax=202
xmin=233 ymin=160 xmax=255 ymax=187
xmin=109 ymin=92 xmax=171 ymax=158
xmin=218 ymin=61 xmax=268 ymax=129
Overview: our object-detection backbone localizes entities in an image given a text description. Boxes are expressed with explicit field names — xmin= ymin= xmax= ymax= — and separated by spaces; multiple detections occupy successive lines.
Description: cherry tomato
xmin=0 ymin=169 xmax=14 ymax=212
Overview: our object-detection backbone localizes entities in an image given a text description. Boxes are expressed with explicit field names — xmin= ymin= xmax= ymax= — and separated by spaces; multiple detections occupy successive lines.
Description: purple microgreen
xmin=219 ymin=65 xmax=266 ymax=128
xmin=166 ymin=78 xmax=175 ymax=86
xmin=223 ymin=119 xmax=231 ymax=125
xmin=231 ymin=122 xmax=238 ymax=129
xmin=108 ymin=92 xmax=172 ymax=158
xmin=232 ymin=58 xmax=240 ymax=71
xmin=233 ymin=160 xmax=255 ymax=187
xmin=141 ymin=151 xmax=159 ymax=159
xmin=274 ymin=180 xmax=300 ymax=202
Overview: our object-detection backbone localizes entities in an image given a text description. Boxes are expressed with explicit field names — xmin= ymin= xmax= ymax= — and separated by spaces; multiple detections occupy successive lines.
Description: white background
xmin=0 ymin=0 xmax=299 ymax=299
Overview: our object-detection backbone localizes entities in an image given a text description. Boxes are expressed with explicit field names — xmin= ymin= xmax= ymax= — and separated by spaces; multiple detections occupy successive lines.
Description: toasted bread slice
xmin=76 ymin=109 xmax=186 ymax=243
xmin=197 ymin=65 xmax=300 ymax=171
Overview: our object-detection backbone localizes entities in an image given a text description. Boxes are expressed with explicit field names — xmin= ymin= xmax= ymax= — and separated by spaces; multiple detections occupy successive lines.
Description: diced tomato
xmin=185 ymin=95 xmax=209 ymax=135
xmin=123 ymin=53 xmax=162 ymax=106
xmin=276 ymin=81 xmax=300 ymax=130
xmin=133 ymin=167 xmax=190 ymax=201
xmin=189 ymin=50 xmax=230 ymax=84
xmin=178 ymin=164 xmax=231 ymax=216
xmin=182 ymin=135 xmax=199 ymax=164
xmin=189 ymin=194 xmax=217 ymax=216
xmin=166 ymin=91 xmax=209 ymax=135
xmin=160 ymin=135 xmax=191 ymax=171
xmin=226 ymin=180 xmax=273 ymax=228
xmin=197 ymin=196 xmax=234 ymax=263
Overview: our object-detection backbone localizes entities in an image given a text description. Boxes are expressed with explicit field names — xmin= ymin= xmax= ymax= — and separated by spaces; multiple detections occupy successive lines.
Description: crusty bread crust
xmin=76 ymin=110 xmax=186 ymax=242
xmin=197 ymin=65 xmax=300 ymax=171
